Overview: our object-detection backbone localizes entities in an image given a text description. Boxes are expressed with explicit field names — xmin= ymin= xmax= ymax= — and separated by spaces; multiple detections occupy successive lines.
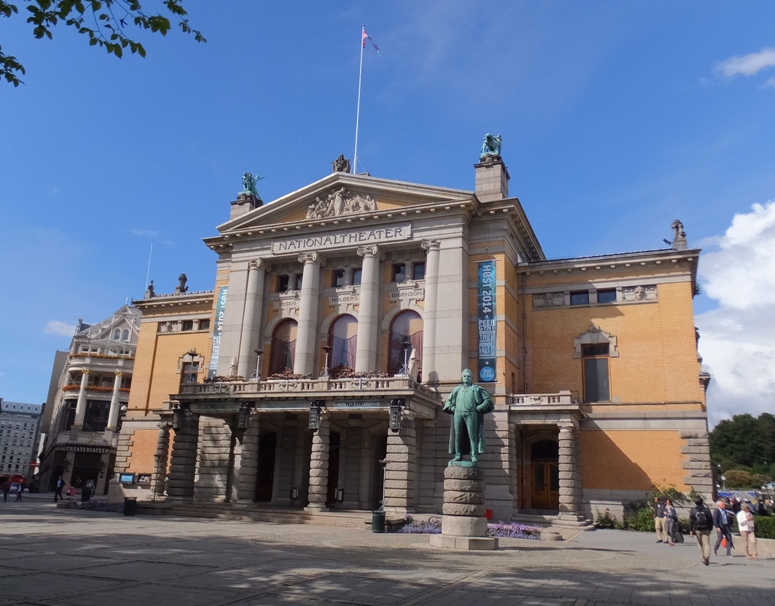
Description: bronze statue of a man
xmin=443 ymin=369 xmax=494 ymax=463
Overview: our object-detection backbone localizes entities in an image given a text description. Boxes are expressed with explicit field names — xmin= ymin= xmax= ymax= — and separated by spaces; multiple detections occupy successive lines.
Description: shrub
xmin=754 ymin=515 xmax=775 ymax=540
xmin=678 ymin=517 xmax=692 ymax=535
xmin=650 ymin=482 xmax=687 ymax=504
xmin=595 ymin=509 xmax=620 ymax=529
xmin=725 ymin=469 xmax=754 ymax=489
xmin=625 ymin=506 xmax=656 ymax=532
xmin=487 ymin=521 xmax=542 ymax=540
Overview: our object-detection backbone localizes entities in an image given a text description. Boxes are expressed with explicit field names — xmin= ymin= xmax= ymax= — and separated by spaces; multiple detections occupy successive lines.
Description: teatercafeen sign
xmin=271 ymin=224 xmax=412 ymax=254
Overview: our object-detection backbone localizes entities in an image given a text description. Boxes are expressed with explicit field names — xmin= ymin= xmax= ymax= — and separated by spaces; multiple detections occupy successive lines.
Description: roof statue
xmin=240 ymin=172 xmax=264 ymax=199
xmin=480 ymin=133 xmax=502 ymax=159
xmin=144 ymin=280 xmax=155 ymax=299
xmin=671 ymin=220 xmax=688 ymax=251
xmin=331 ymin=154 xmax=351 ymax=173
xmin=174 ymin=273 xmax=189 ymax=295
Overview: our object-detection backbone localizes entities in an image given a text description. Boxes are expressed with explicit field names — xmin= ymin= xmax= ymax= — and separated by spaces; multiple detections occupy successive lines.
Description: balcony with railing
xmin=508 ymin=390 xmax=578 ymax=408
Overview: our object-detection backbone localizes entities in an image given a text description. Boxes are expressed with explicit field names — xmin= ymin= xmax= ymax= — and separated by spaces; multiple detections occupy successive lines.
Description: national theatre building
xmin=112 ymin=145 xmax=713 ymax=525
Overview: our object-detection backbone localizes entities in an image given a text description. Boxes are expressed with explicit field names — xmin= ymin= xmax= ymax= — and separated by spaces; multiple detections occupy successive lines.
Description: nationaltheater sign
xmin=271 ymin=224 xmax=412 ymax=254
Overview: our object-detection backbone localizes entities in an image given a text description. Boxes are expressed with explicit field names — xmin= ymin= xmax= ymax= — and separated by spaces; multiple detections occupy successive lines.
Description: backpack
xmin=695 ymin=509 xmax=711 ymax=530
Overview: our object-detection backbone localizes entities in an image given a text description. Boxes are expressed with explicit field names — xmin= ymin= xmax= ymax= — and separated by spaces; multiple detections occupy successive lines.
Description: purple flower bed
xmin=487 ymin=521 xmax=542 ymax=540
xmin=394 ymin=516 xmax=542 ymax=539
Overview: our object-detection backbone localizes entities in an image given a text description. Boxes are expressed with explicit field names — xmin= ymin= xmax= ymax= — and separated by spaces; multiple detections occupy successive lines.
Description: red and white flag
xmin=362 ymin=27 xmax=381 ymax=55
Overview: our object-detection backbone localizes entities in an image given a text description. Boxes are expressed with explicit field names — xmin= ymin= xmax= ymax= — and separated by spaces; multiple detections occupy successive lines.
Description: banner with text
xmin=208 ymin=286 xmax=228 ymax=378
xmin=477 ymin=260 xmax=496 ymax=382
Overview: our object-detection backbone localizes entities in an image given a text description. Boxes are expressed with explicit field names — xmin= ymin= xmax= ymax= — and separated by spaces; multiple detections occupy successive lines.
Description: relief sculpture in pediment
xmin=306 ymin=187 xmax=378 ymax=219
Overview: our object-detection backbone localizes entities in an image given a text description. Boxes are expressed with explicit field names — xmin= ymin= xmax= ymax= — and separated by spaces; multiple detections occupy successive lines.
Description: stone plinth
xmin=429 ymin=463 xmax=498 ymax=551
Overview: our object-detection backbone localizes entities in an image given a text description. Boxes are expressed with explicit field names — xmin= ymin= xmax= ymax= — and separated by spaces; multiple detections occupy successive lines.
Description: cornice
xmin=519 ymin=248 xmax=700 ymax=273
xmin=132 ymin=290 xmax=214 ymax=312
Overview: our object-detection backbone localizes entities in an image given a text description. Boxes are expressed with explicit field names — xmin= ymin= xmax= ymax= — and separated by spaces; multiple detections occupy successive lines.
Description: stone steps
xmin=512 ymin=512 xmax=594 ymax=530
xmin=136 ymin=502 xmax=371 ymax=529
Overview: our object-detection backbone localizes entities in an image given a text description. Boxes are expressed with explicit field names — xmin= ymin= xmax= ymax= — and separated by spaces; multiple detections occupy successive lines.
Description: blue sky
xmin=1 ymin=1 xmax=774 ymax=424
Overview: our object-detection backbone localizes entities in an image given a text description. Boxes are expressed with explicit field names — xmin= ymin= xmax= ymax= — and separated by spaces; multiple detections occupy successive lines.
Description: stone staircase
xmin=136 ymin=501 xmax=372 ymax=529
xmin=512 ymin=511 xmax=594 ymax=531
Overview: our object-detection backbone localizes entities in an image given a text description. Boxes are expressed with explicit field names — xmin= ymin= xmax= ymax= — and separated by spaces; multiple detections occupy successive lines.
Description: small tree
xmin=724 ymin=469 xmax=754 ymax=489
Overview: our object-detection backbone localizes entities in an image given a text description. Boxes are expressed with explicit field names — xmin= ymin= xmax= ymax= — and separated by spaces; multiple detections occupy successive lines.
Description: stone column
xmin=106 ymin=371 xmax=123 ymax=430
xmin=421 ymin=240 xmax=440 ymax=383
xmin=238 ymin=259 xmax=269 ymax=378
xmin=558 ymin=424 xmax=582 ymax=520
xmin=151 ymin=422 xmax=171 ymax=499
xmin=235 ymin=416 xmax=260 ymax=506
xmin=72 ymin=370 xmax=89 ymax=428
xmin=305 ymin=417 xmax=330 ymax=512
xmin=166 ymin=411 xmax=199 ymax=501
xmin=295 ymin=252 xmax=324 ymax=376
xmin=384 ymin=416 xmax=416 ymax=516
xmin=355 ymin=245 xmax=381 ymax=373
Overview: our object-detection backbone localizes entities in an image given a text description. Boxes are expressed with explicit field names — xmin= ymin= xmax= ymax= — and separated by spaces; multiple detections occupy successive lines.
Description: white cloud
xmin=696 ymin=200 xmax=775 ymax=426
xmin=716 ymin=47 xmax=775 ymax=78
xmin=44 ymin=321 xmax=76 ymax=337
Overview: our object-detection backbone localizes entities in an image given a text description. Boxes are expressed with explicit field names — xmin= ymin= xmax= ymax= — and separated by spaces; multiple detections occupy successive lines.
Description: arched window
xmin=388 ymin=311 xmax=423 ymax=378
xmin=329 ymin=315 xmax=358 ymax=371
xmin=113 ymin=328 xmax=121 ymax=340
xmin=121 ymin=329 xmax=129 ymax=341
xmin=269 ymin=320 xmax=298 ymax=375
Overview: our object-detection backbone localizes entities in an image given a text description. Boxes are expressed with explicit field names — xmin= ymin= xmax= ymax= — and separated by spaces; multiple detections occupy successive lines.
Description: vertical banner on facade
xmin=477 ymin=261 xmax=497 ymax=382
xmin=208 ymin=286 xmax=228 ymax=378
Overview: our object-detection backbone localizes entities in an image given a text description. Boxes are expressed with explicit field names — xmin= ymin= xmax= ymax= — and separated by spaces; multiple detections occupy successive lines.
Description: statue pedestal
xmin=429 ymin=463 xmax=498 ymax=551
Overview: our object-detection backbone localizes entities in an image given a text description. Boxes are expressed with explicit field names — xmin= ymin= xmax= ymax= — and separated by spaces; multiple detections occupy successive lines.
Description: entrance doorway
xmin=371 ymin=433 xmax=387 ymax=509
xmin=255 ymin=431 xmax=277 ymax=502
xmin=326 ymin=431 xmax=341 ymax=505
xmin=71 ymin=453 xmax=101 ymax=488
xmin=530 ymin=440 xmax=559 ymax=510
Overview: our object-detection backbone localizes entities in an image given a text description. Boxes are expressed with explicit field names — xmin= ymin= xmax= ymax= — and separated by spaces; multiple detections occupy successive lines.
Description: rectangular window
xmin=352 ymin=268 xmax=362 ymax=286
xmin=182 ymin=362 xmax=200 ymax=385
xmin=570 ymin=291 xmax=590 ymax=306
xmin=277 ymin=275 xmax=290 ymax=292
xmin=181 ymin=320 xmax=194 ymax=331
xmin=597 ymin=289 xmax=617 ymax=304
xmin=332 ymin=269 xmax=345 ymax=288
xmin=199 ymin=319 xmax=211 ymax=331
xmin=392 ymin=264 xmax=406 ymax=283
xmin=582 ymin=343 xmax=610 ymax=402
xmin=295 ymin=274 xmax=303 ymax=290
xmin=413 ymin=263 xmax=426 ymax=280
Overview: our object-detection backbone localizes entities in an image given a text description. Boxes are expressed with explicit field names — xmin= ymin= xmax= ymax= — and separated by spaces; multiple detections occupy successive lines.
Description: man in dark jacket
xmin=690 ymin=497 xmax=715 ymax=566
xmin=712 ymin=500 xmax=734 ymax=557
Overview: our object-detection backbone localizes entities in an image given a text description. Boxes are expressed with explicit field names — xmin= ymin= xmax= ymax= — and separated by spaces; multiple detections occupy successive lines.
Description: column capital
xmin=299 ymin=252 xmax=326 ymax=267
xmin=81 ymin=369 xmax=90 ymax=375
xmin=249 ymin=258 xmax=271 ymax=272
xmin=114 ymin=370 xmax=123 ymax=377
xmin=421 ymin=239 xmax=440 ymax=253
xmin=356 ymin=244 xmax=384 ymax=260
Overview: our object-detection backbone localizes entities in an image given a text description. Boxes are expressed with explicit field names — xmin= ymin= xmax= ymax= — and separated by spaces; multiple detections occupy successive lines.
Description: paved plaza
xmin=0 ymin=500 xmax=773 ymax=606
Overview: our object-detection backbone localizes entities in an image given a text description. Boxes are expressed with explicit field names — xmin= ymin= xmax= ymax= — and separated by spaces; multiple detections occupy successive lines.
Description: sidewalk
xmin=0 ymin=500 xmax=773 ymax=606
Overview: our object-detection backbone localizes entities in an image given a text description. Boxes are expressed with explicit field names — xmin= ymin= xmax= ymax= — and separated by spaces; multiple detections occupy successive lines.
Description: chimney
xmin=474 ymin=155 xmax=510 ymax=202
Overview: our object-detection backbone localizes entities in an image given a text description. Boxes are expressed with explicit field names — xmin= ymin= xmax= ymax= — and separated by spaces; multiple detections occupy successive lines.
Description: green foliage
xmin=595 ymin=509 xmax=620 ymax=529
xmin=677 ymin=517 xmax=691 ymax=535
xmin=711 ymin=413 xmax=775 ymax=472
xmin=754 ymin=516 xmax=775 ymax=540
xmin=0 ymin=0 xmax=205 ymax=86
xmin=626 ymin=506 xmax=656 ymax=533
xmin=725 ymin=469 xmax=755 ymax=490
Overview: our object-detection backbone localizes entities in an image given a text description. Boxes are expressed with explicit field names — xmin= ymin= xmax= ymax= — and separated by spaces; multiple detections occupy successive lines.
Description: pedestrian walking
xmin=54 ymin=476 xmax=65 ymax=502
xmin=713 ymin=500 xmax=734 ymax=557
xmin=664 ymin=499 xmax=679 ymax=546
xmin=14 ymin=483 xmax=23 ymax=502
xmin=736 ymin=503 xmax=758 ymax=560
xmin=1 ymin=480 xmax=10 ymax=502
xmin=690 ymin=497 xmax=714 ymax=566
xmin=653 ymin=497 xmax=668 ymax=543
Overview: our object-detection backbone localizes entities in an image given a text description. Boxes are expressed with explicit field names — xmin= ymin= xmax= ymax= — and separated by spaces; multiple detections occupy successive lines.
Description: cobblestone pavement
xmin=0 ymin=501 xmax=773 ymax=606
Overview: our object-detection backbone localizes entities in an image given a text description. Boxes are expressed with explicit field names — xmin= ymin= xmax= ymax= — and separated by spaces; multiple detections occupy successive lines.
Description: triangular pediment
xmin=217 ymin=172 xmax=473 ymax=233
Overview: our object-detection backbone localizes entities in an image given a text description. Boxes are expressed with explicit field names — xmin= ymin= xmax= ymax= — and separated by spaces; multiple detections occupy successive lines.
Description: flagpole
xmin=145 ymin=241 xmax=153 ymax=292
xmin=353 ymin=24 xmax=365 ymax=174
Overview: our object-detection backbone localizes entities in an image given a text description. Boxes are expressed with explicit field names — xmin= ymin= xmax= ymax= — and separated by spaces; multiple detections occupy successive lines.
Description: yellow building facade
xmin=112 ymin=151 xmax=711 ymax=525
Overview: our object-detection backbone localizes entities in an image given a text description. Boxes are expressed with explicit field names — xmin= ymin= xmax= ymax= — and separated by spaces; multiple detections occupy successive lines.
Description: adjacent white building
xmin=0 ymin=399 xmax=43 ymax=481
xmin=38 ymin=305 xmax=140 ymax=494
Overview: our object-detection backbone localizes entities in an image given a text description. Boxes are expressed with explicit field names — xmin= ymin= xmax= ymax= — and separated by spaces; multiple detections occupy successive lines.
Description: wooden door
xmin=531 ymin=461 xmax=559 ymax=510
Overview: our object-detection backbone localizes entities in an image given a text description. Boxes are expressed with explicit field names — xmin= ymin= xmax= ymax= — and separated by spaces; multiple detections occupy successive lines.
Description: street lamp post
xmin=321 ymin=345 xmax=332 ymax=379
xmin=252 ymin=349 xmax=263 ymax=382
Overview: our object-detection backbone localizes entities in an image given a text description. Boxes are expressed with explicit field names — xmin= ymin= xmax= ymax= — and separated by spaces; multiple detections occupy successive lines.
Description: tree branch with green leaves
xmin=0 ymin=0 xmax=205 ymax=87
